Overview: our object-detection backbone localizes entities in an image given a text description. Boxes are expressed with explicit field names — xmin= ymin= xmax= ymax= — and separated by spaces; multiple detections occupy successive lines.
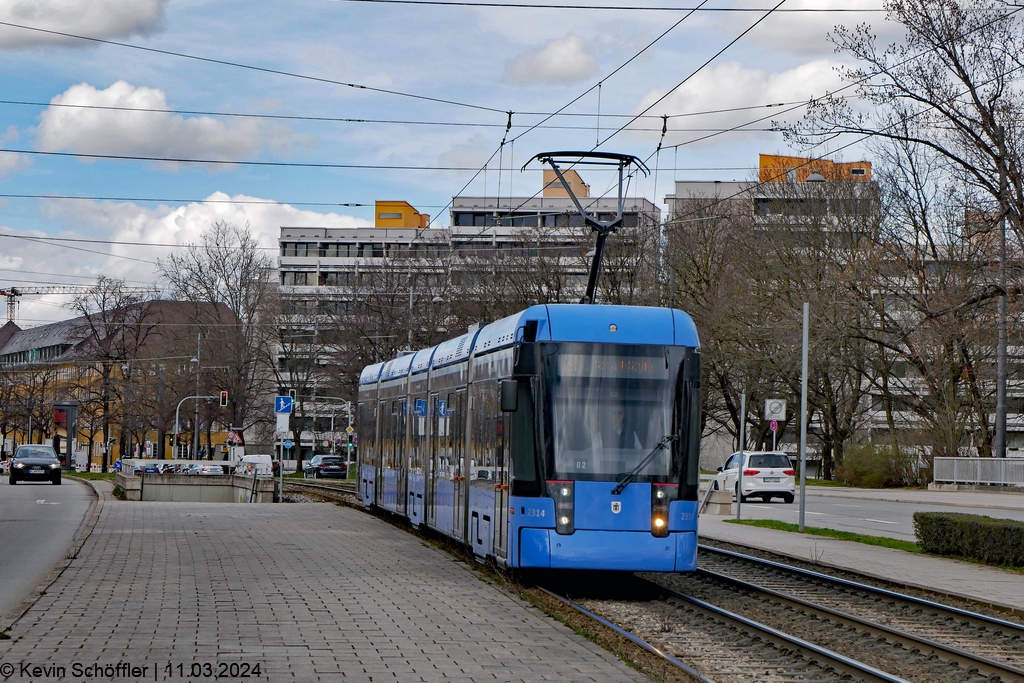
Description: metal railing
xmin=933 ymin=457 xmax=1024 ymax=485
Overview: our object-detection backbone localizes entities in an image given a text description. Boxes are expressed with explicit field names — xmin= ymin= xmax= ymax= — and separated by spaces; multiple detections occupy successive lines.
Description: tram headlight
xmin=651 ymin=483 xmax=676 ymax=538
xmin=548 ymin=480 xmax=574 ymax=535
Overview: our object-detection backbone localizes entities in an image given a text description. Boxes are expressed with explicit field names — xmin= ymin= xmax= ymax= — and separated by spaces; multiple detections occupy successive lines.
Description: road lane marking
xmin=832 ymin=504 xmax=861 ymax=508
xmin=35 ymin=500 xmax=60 ymax=505
xmin=863 ymin=518 xmax=897 ymax=524
xmin=806 ymin=511 xmax=826 ymax=515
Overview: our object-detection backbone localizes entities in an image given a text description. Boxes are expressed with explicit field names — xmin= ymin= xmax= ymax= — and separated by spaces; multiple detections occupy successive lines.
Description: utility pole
xmin=995 ymin=124 xmax=1008 ymax=459
xmin=799 ymin=302 xmax=809 ymax=532
xmin=737 ymin=392 xmax=746 ymax=521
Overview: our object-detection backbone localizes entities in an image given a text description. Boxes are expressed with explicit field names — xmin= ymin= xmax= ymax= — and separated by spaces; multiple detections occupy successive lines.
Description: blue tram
xmin=357 ymin=303 xmax=701 ymax=572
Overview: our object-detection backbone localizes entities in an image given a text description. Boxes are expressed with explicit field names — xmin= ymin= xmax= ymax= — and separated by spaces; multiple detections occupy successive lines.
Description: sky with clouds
xmin=0 ymin=0 xmax=893 ymax=325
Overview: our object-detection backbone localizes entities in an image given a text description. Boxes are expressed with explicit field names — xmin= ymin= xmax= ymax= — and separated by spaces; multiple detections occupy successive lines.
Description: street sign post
xmin=770 ymin=419 xmax=779 ymax=450
xmin=765 ymin=399 xmax=786 ymax=421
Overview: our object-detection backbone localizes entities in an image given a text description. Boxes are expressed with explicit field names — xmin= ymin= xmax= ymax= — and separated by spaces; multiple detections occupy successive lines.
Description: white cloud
xmin=505 ymin=34 xmax=598 ymax=85
xmin=0 ymin=0 xmax=167 ymax=49
xmin=706 ymin=0 xmax=900 ymax=57
xmin=35 ymin=81 xmax=314 ymax=168
xmin=0 ymin=193 xmax=373 ymax=324
xmin=633 ymin=59 xmax=847 ymax=144
xmin=0 ymin=151 xmax=29 ymax=177
xmin=0 ymin=126 xmax=29 ymax=176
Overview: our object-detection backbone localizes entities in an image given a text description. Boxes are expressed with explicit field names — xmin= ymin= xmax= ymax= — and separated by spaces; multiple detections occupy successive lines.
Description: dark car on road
xmin=303 ymin=455 xmax=347 ymax=479
xmin=9 ymin=445 xmax=62 ymax=485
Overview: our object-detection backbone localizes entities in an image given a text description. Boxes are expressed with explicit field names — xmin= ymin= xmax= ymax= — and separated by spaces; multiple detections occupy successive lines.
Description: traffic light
xmin=219 ymin=390 xmax=228 ymax=407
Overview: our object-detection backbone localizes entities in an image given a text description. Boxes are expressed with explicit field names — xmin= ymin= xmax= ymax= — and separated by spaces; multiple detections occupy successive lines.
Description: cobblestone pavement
xmin=0 ymin=500 xmax=646 ymax=682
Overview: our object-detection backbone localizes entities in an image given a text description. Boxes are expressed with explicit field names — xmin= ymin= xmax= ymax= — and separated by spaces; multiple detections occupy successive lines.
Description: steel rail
xmin=284 ymin=481 xmax=358 ymax=500
xmin=695 ymin=567 xmax=1024 ymax=682
xmin=649 ymin=581 xmax=911 ymax=683
xmin=537 ymin=587 xmax=717 ymax=683
xmin=698 ymin=544 xmax=1024 ymax=634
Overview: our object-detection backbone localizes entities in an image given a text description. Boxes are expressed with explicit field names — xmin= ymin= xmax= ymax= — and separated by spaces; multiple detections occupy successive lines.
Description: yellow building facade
xmin=760 ymin=154 xmax=872 ymax=183
xmin=374 ymin=201 xmax=430 ymax=228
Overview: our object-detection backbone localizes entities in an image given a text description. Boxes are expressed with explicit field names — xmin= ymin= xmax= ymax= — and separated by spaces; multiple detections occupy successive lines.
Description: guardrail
xmin=933 ymin=457 xmax=1024 ymax=485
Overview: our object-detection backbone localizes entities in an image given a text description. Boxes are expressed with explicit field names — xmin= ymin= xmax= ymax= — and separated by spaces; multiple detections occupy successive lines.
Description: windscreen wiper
xmin=611 ymin=433 xmax=677 ymax=495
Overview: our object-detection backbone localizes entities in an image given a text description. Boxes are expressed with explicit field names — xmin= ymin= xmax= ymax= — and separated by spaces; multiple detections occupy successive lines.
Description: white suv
xmin=713 ymin=451 xmax=796 ymax=503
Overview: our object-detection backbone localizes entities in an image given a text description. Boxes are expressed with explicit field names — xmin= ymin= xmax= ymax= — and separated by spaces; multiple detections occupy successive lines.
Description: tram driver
xmin=594 ymin=403 xmax=642 ymax=451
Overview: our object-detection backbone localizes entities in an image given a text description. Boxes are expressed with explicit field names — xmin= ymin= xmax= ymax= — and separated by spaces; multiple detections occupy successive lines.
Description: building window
xmin=359 ymin=243 xmax=385 ymax=258
xmin=320 ymin=272 xmax=353 ymax=287
xmin=850 ymin=167 xmax=867 ymax=176
xmin=320 ymin=243 xmax=358 ymax=258
xmin=281 ymin=242 xmax=311 ymax=257
xmin=378 ymin=212 xmax=403 ymax=220
xmin=281 ymin=271 xmax=313 ymax=286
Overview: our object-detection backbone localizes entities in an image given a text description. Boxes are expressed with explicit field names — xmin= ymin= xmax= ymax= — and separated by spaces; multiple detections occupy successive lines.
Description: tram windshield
xmin=543 ymin=343 xmax=685 ymax=482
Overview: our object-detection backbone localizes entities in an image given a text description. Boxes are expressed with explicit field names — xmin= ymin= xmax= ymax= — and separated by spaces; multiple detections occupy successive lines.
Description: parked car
xmin=196 ymin=464 xmax=225 ymax=475
xmin=713 ymin=450 xmax=796 ymax=503
xmin=9 ymin=445 xmax=62 ymax=485
xmin=235 ymin=454 xmax=273 ymax=476
xmin=303 ymin=455 xmax=347 ymax=479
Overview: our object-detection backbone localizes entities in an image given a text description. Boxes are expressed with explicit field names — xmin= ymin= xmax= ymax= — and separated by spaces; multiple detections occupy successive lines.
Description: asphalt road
xmin=0 ymin=476 xmax=94 ymax=620
xmin=735 ymin=490 xmax=1024 ymax=541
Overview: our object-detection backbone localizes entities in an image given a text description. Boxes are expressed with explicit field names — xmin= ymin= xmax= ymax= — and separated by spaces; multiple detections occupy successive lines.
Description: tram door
xmin=493 ymin=411 xmax=510 ymax=561
xmin=396 ymin=399 xmax=407 ymax=515
xmin=426 ymin=393 xmax=440 ymax=528
xmin=451 ymin=390 xmax=468 ymax=541
xmin=375 ymin=400 xmax=386 ymax=504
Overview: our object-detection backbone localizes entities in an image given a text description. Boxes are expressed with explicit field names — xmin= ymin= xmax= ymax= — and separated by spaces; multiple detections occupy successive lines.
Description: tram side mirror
xmin=500 ymin=380 xmax=519 ymax=412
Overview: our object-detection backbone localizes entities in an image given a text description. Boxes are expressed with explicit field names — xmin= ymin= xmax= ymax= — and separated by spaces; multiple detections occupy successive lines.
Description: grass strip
xmin=66 ymin=472 xmax=118 ymax=480
xmin=724 ymin=518 xmax=923 ymax=553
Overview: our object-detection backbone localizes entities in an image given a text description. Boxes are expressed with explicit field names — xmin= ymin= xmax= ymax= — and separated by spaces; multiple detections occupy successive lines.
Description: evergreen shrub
xmin=913 ymin=511 xmax=1024 ymax=567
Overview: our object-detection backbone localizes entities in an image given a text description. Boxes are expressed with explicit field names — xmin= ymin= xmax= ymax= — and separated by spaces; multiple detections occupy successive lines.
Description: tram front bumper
xmin=517 ymin=528 xmax=696 ymax=572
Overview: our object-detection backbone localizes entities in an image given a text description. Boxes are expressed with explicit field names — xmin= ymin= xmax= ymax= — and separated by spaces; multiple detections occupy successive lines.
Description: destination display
xmin=556 ymin=353 xmax=669 ymax=379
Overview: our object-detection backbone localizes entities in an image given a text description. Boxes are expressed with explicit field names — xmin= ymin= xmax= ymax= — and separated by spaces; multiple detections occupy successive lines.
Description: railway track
xmin=682 ymin=544 xmax=1024 ymax=679
xmin=283 ymin=480 xmax=358 ymax=501
xmin=544 ymin=572 xmax=907 ymax=683
xmin=538 ymin=543 xmax=1024 ymax=683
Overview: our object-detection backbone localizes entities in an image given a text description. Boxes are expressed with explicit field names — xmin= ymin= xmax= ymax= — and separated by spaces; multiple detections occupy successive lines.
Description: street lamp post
xmin=121 ymin=363 xmax=132 ymax=459
xmin=191 ymin=333 xmax=201 ymax=459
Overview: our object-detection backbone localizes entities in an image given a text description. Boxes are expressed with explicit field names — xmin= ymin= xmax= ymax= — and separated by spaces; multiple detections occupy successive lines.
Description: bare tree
xmin=67 ymin=276 xmax=158 ymax=471
xmin=158 ymin=221 xmax=276 ymax=441
xmin=790 ymin=0 xmax=1022 ymax=251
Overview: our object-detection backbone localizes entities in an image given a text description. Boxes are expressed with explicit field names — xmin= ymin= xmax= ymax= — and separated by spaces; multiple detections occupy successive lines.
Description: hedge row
xmin=913 ymin=512 xmax=1024 ymax=567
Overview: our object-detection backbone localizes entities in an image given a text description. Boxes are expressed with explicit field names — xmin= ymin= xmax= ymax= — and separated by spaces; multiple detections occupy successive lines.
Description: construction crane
xmin=0 ymin=286 xmax=161 ymax=324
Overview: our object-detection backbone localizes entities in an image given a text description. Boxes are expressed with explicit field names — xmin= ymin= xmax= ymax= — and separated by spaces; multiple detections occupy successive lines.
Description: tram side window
xmin=358 ymin=402 xmax=376 ymax=466
xmin=471 ymin=381 xmax=497 ymax=481
xmin=392 ymin=401 xmax=406 ymax=470
xmin=449 ymin=392 xmax=464 ymax=480
xmin=510 ymin=381 xmax=541 ymax=496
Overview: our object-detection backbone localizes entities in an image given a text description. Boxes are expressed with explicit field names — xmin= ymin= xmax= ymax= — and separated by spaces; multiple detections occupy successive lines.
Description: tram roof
xmin=380 ymin=353 xmax=415 ymax=382
xmin=358 ymin=362 xmax=385 ymax=385
xmin=410 ymin=345 xmax=437 ymax=374
xmin=430 ymin=327 xmax=481 ymax=370
xmin=472 ymin=304 xmax=699 ymax=352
